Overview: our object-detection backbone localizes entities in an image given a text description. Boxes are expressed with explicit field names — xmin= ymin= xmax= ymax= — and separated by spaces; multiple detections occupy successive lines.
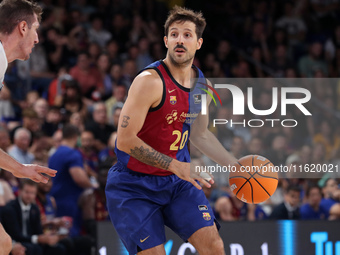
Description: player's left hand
xmin=12 ymin=164 xmax=57 ymax=183
xmin=170 ymin=160 xmax=214 ymax=190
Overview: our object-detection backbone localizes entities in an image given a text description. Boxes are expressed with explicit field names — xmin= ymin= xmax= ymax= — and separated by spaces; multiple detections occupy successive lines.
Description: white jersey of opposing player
xmin=0 ymin=41 xmax=8 ymax=90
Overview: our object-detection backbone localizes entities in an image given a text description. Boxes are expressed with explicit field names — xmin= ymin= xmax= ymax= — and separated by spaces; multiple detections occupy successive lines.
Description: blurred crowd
xmin=0 ymin=0 xmax=340 ymax=254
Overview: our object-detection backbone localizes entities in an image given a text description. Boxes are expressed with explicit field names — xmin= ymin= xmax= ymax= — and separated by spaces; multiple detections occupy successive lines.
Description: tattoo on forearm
xmin=121 ymin=115 xmax=130 ymax=128
xmin=130 ymin=146 xmax=173 ymax=170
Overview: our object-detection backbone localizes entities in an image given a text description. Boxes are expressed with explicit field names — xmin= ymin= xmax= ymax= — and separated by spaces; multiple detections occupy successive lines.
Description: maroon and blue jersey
xmin=116 ymin=60 xmax=206 ymax=176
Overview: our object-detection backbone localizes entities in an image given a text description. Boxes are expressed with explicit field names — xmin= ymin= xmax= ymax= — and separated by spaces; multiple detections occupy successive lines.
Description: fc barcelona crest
xmin=202 ymin=212 xmax=211 ymax=221
xmin=170 ymin=96 xmax=177 ymax=105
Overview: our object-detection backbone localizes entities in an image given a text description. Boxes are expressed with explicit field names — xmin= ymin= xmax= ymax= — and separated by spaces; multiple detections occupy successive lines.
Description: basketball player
xmin=106 ymin=7 xmax=237 ymax=255
xmin=0 ymin=1 xmax=57 ymax=254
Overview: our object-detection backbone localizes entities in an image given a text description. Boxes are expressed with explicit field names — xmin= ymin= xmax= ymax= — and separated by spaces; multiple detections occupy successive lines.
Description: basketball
xmin=229 ymin=155 xmax=279 ymax=204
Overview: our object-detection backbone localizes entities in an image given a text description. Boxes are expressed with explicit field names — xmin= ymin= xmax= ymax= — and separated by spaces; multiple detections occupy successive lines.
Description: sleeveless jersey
xmin=116 ymin=60 xmax=206 ymax=176
xmin=0 ymin=41 xmax=7 ymax=91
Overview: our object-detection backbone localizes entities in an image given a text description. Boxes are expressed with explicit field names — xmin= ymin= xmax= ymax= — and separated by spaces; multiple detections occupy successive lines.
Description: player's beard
xmin=168 ymin=49 xmax=195 ymax=68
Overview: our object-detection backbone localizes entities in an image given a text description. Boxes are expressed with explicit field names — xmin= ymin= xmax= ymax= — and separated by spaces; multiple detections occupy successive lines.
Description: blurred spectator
xmin=16 ymin=43 xmax=54 ymax=97
xmin=93 ymin=163 xmax=110 ymax=221
xmin=49 ymin=124 xmax=95 ymax=237
xmin=8 ymin=128 xmax=34 ymax=164
xmin=310 ymin=142 xmax=327 ymax=166
xmin=47 ymin=67 xmax=70 ymax=106
xmin=60 ymin=80 xmax=87 ymax=117
xmin=232 ymin=60 xmax=252 ymax=78
xmin=69 ymin=112 xmax=85 ymax=133
xmin=121 ymin=59 xmax=137 ymax=87
xmin=230 ymin=136 xmax=246 ymax=159
xmin=321 ymin=178 xmax=340 ymax=220
xmin=88 ymin=15 xmax=112 ymax=48
xmin=325 ymin=25 xmax=340 ymax=62
xmin=36 ymin=179 xmax=94 ymax=255
xmin=98 ymin=132 xmax=117 ymax=163
xmin=227 ymin=114 xmax=252 ymax=144
xmin=270 ymin=185 xmax=301 ymax=219
xmin=30 ymin=133 xmax=51 ymax=165
xmin=270 ymin=44 xmax=293 ymax=77
xmin=88 ymin=43 xmax=102 ymax=66
xmin=0 ymin=127 xmax=11 ymax=151
xmin=300 ymin=185 xmax=328 ymax=219
xmin=2 ymin=180 xmax=66 ymax=255
xmin=0 ymin=86 xmax=15 ymax=121
xmin=246 ymin=137 xmax=264 ymax=155
xmin=78 ymin=130 xmax=99 ymax=178
xmin=81 ymin=161 xmax=112 ymax=227
xmin=10 ymin=108 xmax=41 ymax=143
xmin=310 ymin=0 xmax=338 ymax=32
xmin=48 ymin=129 xmax=62 ymax=157
xmin=69 ymin=52 xmax=104 ymax=99
xmin=33 ymin=98 xmax=49 ymax=120
xmin=136 ymin=37 xmax=153 ymax=71
xmin=265 ymin=134 xmax=288 ymax=166
xmin=214 ymin=107 xmax=234 ymax=149
xmin=0 ymin=177 xmax=15 ymax=207
xmin=275 ymin=1 xmax=307 ymax=46
xmin=0 ymin=169 xmax=20 ymax=195
xmin=97 ymin=53 xmax=112 ymax=99
xmin=43 ymin=27 xmax=72 ymax=73
xmin=215 ymin=40 xmax=237 ymax=77
xmin=106 ymin=40 xmax=121 ymax=64
xmin=298 ymin=42 xmax=328 ymax=77
xmin=10 ymin=242 xmax=26 ymax=255
xmin=111 ymin=103 xmax=123 ymax=130
xmin=109 ymin=63 xmax=124 ymax=86
xmin=42 ymin=106 xmax=62 ymax=137
xmin=109 ymin=14 xmax=129 ymax=52
xmin=105 ymin=84 xmax=126 ymax=123
xmin=85 ymin=102 xmax=115 ymax=151
xmin=313 ymin=120 xmax=340 ymax=160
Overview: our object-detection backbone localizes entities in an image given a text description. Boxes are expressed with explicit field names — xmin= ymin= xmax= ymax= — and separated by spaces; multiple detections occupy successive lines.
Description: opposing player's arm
xmin=190 ymin=87 xmax=237 ymax=167
xmin=0 ymin=149 xmax=56 ymax=183
xmin=117 ymin=71 xmax=208 ymax=189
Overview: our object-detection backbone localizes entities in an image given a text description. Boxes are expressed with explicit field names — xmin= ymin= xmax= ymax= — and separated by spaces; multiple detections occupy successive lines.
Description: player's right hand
xmin=170 ymin=161 xmax=214 ymax=190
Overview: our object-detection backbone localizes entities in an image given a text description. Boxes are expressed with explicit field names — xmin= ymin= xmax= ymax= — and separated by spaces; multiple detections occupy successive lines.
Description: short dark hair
xmin=164 ymin=6 xmax=206 ymax=39
xmin=19 ymin=179 xmax=37 ymax=190
xmin=62 ymin=124 xmax=79 ymax=139
xmin=286 ymin=185 xmax=301 ymax=194
xmin=306 ymin=184 xmax=321 ymax=197
xmin=0 ymin=0 xmax=42 ymax=35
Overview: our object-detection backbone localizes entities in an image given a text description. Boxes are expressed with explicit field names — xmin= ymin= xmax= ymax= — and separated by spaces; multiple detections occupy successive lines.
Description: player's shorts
xmin=105 ymin=161 xmax=220 ymax=255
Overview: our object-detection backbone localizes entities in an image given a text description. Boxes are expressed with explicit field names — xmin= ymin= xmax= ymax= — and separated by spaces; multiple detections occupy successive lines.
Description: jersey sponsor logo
xmin=168 ymin=88 xmax=176 ymax=93
xmin=193 ymin=94 xmax=201 ymax=104
xmin=178 ymin=112 xmax=199 ymax=124
xmin=166 ymin=110 xmax=178 ymax=124
xmin=198 ymin=205 xmax=208 ymax=211
xmin=140 ymin=235 xmax=150 ymax=243
xmin=202 ymin=212 xmax=211 ymax=221
xmin=170 ymin=96 xmax=177 ymax=105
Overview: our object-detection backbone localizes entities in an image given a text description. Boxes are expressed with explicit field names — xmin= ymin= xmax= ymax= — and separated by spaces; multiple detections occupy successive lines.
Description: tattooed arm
xmin=116 ymin=70 xmax=209 ymax=190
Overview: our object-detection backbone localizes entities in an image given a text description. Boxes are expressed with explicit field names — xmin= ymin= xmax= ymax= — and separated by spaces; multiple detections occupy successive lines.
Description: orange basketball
xmin=229 ymin=155 xmax=278 ymax=204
